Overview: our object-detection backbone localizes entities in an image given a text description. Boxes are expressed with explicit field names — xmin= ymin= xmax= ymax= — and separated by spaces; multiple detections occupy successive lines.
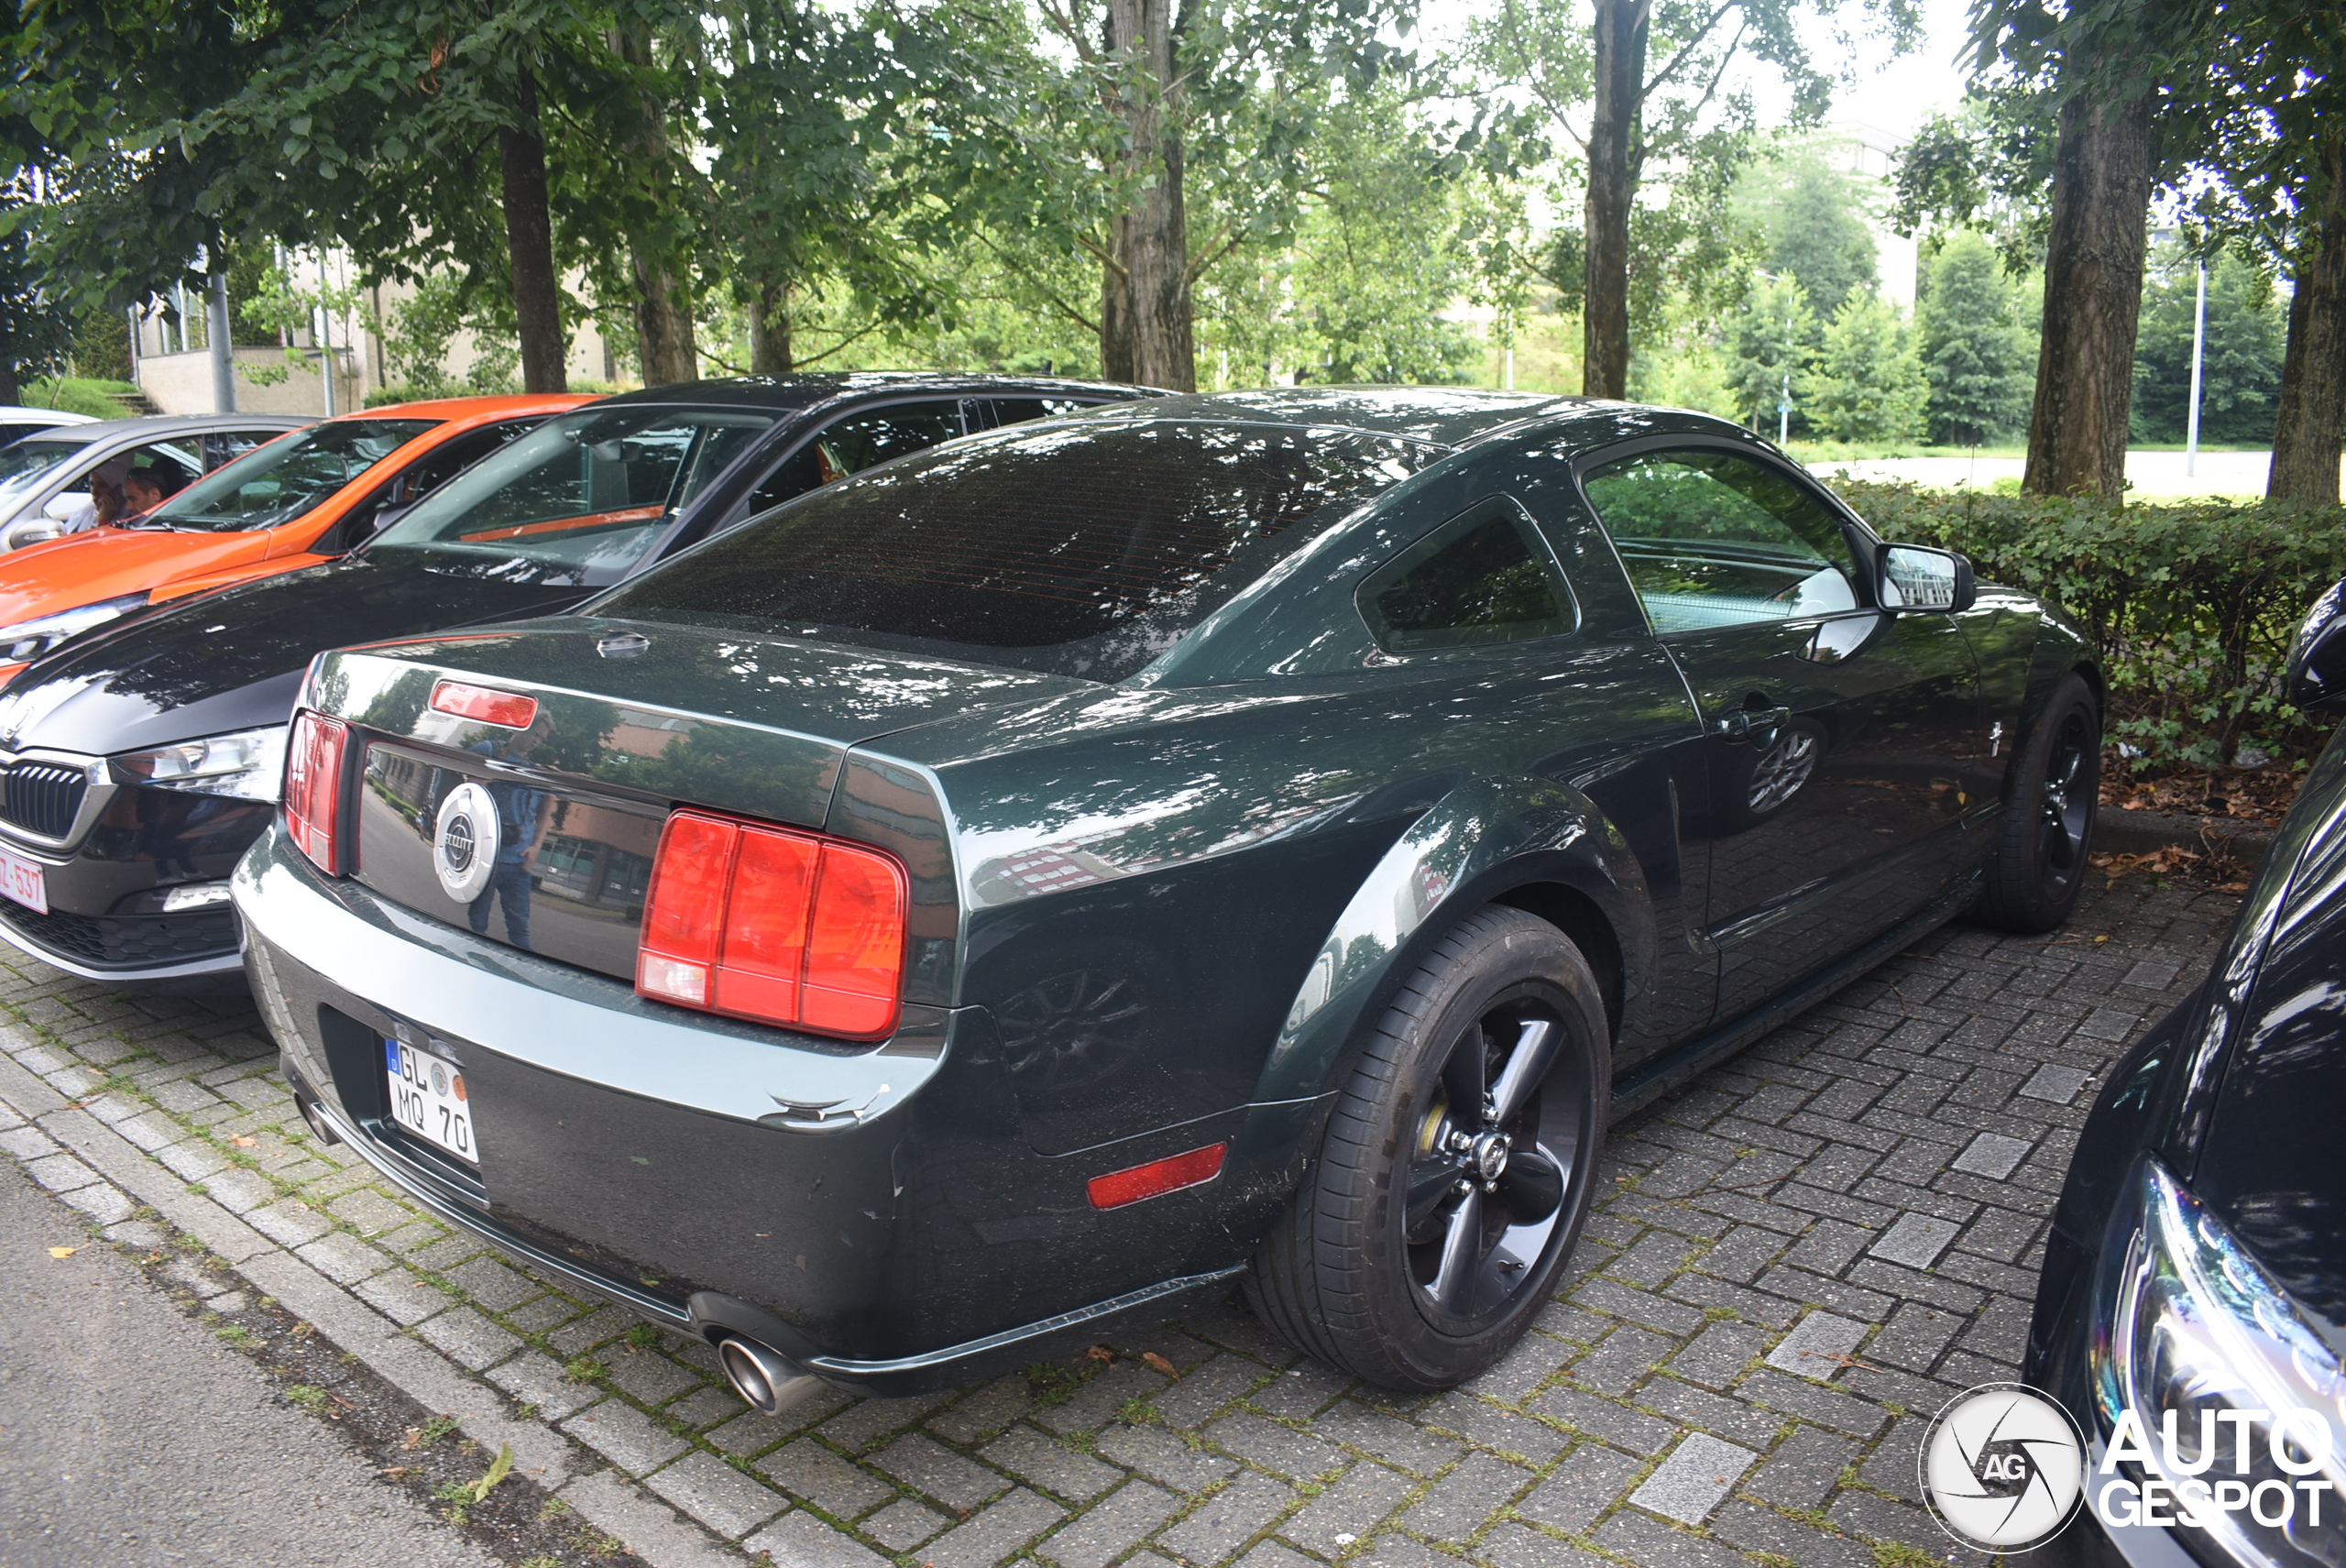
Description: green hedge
xmin=1827 ymin=479 xmax=2346 ymax=770
xmin=22 ymin=376 xmax=138 ymax=421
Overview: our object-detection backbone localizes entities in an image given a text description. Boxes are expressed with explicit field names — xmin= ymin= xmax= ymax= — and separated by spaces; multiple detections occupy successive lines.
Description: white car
xmin=0 ymin=406 xmax=97 ymax=449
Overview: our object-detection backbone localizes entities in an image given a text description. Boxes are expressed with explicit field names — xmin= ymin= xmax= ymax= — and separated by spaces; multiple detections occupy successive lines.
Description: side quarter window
xmin=1579 ymin=448 xmax=1863 ymax=634
xmin=989 ymin=397 xmax=1100 ymax=426
xmin=1359 ymin=497 xmax=1579 ymax=654
xmin=736 ymin=400 xmax=969 ymax=519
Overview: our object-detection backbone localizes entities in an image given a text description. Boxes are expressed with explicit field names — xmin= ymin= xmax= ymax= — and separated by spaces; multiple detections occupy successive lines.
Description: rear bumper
xmin=235 ymin=826 xmax=1273 ymax=1394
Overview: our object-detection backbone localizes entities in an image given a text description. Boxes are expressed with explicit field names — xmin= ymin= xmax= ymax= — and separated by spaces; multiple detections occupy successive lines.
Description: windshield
xmin=590 ymin=419 xmax=1435 ymax=681
xmin=0 ymin=438 xmax=84 ymax=493
xmin=144 ymin=419 xmax=435 ymax=532
xmin=363 ymin=406 xmax=778 ymax=587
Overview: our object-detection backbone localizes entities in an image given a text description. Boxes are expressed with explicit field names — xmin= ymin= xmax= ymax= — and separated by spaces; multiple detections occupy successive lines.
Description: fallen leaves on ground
xmin=47 ymin=1245 xmax=76 ymax=1259
xmin=1141 ymin=1352 xmax=1180 ymax=1379
xmin=2090 ymin=832 xmax=2252 ymax=893
xmin=1086 ymin=1344 xmax=1114 ymax=1364
xmin=2102 ymin=762 xmax=2302 ymax=828
xmin=230 ymin=1135 xmax=258 ymax=1147
xmin=464 ymin=1444 xmax=514 ymax=1504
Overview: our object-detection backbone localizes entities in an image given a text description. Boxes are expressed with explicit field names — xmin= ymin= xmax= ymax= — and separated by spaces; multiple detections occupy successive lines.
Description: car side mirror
xmin=2288 ymin=576 xmax=2346 ymax=714
xmin=1879 ymin=543 xmax=1974 ymax=614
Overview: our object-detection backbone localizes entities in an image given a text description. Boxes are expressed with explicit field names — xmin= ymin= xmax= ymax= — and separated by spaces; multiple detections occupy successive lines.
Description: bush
xmin=23 ymin=376 xmax=137 ymax=419
xmin=1829 ymin=478 xmax=2346 ymax=771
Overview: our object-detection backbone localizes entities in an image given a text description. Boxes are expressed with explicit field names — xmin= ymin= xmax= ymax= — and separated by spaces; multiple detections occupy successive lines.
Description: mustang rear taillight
xmin=637 ymin=809 xmax=909 ymax=1040
xmin=284 ymin=709 xmax=348 ymax=874
xmin=430 ymin=679 xmax=539 ymax=729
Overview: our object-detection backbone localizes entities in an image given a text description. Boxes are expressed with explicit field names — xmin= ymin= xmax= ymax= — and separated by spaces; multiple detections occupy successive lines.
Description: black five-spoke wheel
xmin=1248 ymin=906 xmax=1607 ymax=1389
xmin=1404 ymin=999 xmax=1581 ymax=1322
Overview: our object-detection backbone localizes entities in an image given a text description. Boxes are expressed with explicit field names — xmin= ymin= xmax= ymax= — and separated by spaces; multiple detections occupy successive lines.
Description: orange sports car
xmin=0 ymin=392 xmax=591 ymax=681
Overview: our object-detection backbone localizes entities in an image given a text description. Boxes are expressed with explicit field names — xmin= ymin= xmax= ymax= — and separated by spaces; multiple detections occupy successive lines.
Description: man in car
xmin=56 ymin=456 xmax=131 ymax=533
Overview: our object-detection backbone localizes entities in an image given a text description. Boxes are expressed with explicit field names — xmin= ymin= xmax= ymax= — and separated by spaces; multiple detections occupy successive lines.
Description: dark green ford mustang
xmin=236 ymin=389 xmax=2101 ymax=1400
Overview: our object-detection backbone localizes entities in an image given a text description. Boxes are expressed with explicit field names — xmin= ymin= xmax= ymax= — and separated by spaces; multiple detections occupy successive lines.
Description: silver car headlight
xmin=109 ymin=725 xmax=289 ymax=801
xmin=0 ymin=592 xmax=152 ymax=663
xmin=2093 ymin=1157 xmax=2346 ymax=1564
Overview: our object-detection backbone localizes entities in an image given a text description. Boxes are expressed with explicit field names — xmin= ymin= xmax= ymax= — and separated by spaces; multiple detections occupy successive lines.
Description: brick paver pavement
xmin=0 ymin=875 xmax=2241 ymax=1568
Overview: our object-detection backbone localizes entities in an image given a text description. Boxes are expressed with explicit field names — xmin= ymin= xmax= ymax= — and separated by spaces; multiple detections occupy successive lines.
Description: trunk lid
xmin=327 ymin=617 xmax=1091 ymax=989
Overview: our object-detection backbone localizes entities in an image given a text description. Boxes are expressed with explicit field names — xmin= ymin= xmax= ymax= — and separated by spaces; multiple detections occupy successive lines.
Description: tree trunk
xmin=2269 ymin=147 xmax=2346 ymax=505
xmin=613 ymin=27 xmax=699 ymax=388
xmin=1100 ymin=235 xmax=1135 ymax=383
xmin=749 ymin=278 xmax=792 ymax=376
xmin=499 ymin=69 xmax=568 ymax=394
xmin=2023 ymin=82 xmax=2155 ymax=498
xmin=1583 ymin=0 xmax=1649 ymax=400
xmin=0 ymin=342 xmax=18 ymax=406
xmin=630 ymin=252 xmax=698 ymax=386
xmin=1102 ymin=0 xmax=1194 ymax=391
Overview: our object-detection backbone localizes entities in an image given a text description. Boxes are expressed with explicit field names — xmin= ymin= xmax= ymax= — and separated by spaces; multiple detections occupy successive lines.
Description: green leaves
xmin=1834 ymin=477 xmax=2346 ymax=767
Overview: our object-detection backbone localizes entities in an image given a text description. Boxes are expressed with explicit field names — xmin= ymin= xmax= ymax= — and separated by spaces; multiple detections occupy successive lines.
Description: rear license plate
xmin=385 ymin=1039 xmax=477 ymax=1163
xmin=0 ymin=846 xmax=46 ymax=914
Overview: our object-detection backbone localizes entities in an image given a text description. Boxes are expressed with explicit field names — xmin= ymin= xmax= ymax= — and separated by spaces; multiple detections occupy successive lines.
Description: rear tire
xmin=1972 ymin=673 xmax=2099 ymax=933
xmin=1245 ymin=906 xmax=1608 ymax=1390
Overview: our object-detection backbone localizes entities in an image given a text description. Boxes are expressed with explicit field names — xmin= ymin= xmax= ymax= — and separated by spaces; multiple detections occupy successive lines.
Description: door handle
xmin=1718 ymin=704 xmax=1793 ymax=744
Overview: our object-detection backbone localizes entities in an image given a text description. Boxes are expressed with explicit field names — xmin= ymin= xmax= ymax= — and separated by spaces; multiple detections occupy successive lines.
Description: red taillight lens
xmin=429 ymin=679 xmax=539 ymax=729
xmin=284 ymin=710 xmax=348 ymax=874
xmin=637 ymin=809 xmax=908 ymax=1040
xmin=1087 ymin=1144 xmax=1228 ymax=1210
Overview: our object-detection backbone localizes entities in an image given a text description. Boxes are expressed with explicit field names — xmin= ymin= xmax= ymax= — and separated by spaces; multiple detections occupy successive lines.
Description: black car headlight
xmin=108 ymin=725 xmax=288 ymax=802
xmin=0 ymin=592 xmax=151 ymax=663
xmin=2092 ymin=1157 xmax=2346 ymax=1564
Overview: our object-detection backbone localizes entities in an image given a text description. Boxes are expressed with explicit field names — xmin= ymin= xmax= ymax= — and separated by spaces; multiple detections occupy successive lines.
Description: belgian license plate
xmin=385 ymin=1039 xmax=477 ymax=1163
xmin=0 ymin=846 xmax=46 ymax=914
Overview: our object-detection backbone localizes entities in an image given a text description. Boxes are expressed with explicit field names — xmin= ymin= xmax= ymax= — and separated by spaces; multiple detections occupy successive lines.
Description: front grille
xmin=0 ymin=761 xmax=89 ymax=838
xmin=0 ymin=902 xmax=236 ymax=970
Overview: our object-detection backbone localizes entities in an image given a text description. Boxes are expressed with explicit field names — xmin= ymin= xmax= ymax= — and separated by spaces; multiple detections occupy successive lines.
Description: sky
xmin=1416 ymin=0 xmax=1979 ymax=148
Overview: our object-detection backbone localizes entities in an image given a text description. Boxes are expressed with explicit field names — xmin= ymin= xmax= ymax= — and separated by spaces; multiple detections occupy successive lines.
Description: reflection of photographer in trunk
xmin=466 ymin=718 xmax=550 ymax=949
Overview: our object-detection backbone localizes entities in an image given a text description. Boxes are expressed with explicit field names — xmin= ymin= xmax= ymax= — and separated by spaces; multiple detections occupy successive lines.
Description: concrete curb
xmin=0 ymin=1036 xmax=742 ymax=1568
xmin=2097 ymin=806 xmax=2275 ymax=868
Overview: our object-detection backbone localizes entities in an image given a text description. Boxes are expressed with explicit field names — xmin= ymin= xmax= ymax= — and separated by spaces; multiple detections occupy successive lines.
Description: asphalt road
xmin=0 ymin=1160 xmax=497 ymax=1568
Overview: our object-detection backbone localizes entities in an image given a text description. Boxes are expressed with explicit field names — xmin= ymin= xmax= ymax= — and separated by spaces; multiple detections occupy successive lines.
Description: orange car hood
xmin=0 ymin=528 xmax=273 ymax=629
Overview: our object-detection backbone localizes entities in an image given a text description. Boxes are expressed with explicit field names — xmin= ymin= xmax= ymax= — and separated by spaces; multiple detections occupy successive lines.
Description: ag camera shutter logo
xmin=1920 ymin=1383 xmax=2085 ymax=1552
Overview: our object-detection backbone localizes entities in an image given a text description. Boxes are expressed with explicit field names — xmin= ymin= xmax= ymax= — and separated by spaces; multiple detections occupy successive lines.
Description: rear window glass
xmin=591 ymin=420 xmax=1434 ymax=680
xmin=364 ymin=406 xmax=779 ymax=587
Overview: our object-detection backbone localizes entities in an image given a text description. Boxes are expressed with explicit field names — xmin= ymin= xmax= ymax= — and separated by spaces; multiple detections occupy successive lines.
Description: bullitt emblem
xmin=433 ymin=782 xmax=500 ymax=903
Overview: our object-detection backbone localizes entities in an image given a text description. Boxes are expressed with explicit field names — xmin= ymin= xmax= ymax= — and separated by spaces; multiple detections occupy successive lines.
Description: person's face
xmin=124 ymin=477 xmax=163 ymax=512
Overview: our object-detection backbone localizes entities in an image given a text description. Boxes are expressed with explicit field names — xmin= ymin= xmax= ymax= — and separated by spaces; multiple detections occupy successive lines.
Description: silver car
xmin=0 ymin=413 xmax=313 ymax=551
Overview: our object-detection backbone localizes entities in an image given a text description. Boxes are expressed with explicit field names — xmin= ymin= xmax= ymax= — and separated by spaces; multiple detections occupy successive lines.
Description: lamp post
xmin=1754 ymin=269 xmax=1793 ymax=445
xmin=2186 ymin=257 xmax=2206 ymax=477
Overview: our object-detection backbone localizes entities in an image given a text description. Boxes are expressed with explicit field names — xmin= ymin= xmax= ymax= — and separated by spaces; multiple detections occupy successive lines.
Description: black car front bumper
xmin=234 ymin=827 xmax=1292 ymax=1395
xmin=0 ymin=758 xmax=266 ymax=980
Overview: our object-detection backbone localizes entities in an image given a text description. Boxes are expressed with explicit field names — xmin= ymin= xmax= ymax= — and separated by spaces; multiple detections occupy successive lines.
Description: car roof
xmin=1069 ymin=387 xmax=1587 ymax=448
xmin=1072 ymin=387 xmax=1758 ymax=452
xmin=333 ymin=392 xmax=594 ymax=425
xmin=591 ymin=371 xmax=1157 ymax=415
xmin=8 ymin=412 xmax=315 ymax=449
xmin=0 ymin=407 xmax=96 ymax=425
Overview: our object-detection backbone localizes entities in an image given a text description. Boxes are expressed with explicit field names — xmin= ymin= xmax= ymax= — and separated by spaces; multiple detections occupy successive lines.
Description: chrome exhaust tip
xmin=716 ymin=1335 xmax=819 ymax=1417
xmin=297 ymin=1097 xmax=342 ymax=1146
